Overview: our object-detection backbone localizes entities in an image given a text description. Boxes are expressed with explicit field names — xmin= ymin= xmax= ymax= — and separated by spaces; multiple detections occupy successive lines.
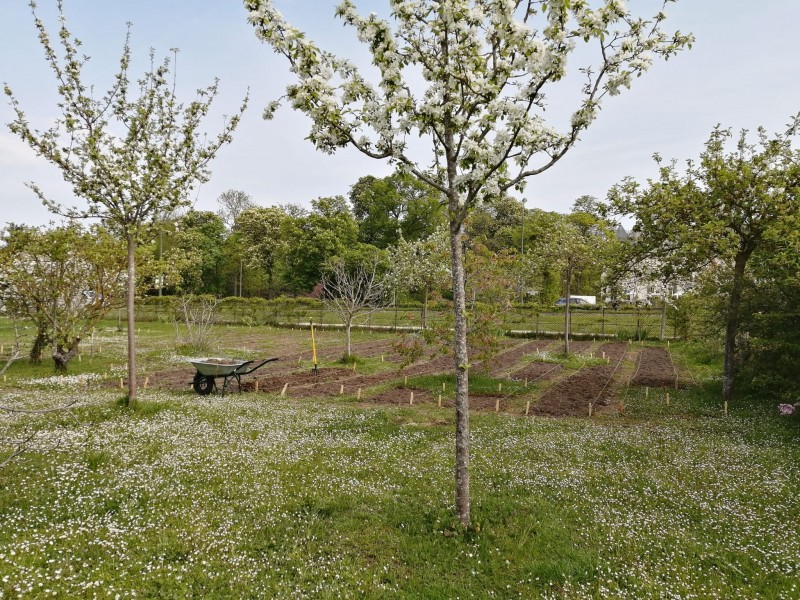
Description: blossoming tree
xmin=5 ymin=2 xmax=246 ymax=404
xmin=246 ymin=0 xmax=692 ymax=525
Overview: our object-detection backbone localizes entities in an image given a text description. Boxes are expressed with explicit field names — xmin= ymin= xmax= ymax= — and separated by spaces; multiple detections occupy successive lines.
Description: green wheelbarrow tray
xmin=188 ymin=357 xmax=279 ymax=396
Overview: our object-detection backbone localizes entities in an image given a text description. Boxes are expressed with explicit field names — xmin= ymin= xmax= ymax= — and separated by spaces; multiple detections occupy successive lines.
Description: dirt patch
xmin=479 ymin=340 xmax=554 ymax=377
xmin=510 ymin=362 xmax=563 ymax=383
xmin=630 ymin=347 xmax=679 ymax=388
xmin=530 ymin=342 xmax=629 ymax=417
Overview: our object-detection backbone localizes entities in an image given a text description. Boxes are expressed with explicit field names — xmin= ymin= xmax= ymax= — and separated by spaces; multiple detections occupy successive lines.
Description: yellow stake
xmin=310 ymin=319 xmax=318 ymax=372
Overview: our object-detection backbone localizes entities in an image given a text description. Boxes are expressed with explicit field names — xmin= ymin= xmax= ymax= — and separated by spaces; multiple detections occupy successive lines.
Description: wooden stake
xmin=724 ymin=401 xmax=728 ymax=416
xmin=119 ymin=378 xmax=124 ymax=390
xmin=281 ymin=383 xmax=288 ymax=396
xmin=381 ymin=355 xmax=384 ymax=362
xmin=525 ymin=400 xmax=530 ymax=416
xmin=524 ymin=377 xmax=528 ymax=387
xmin=143 ymin=376 xmax=149 ymax=389
xmin=410 ymin=391 xmax=414 ymax=405
xmin=665 ymin=392 xmax=670 ymax=405
xmin=357 ymin=388 xmax=361 ymax=400
xmin=495 ymin=398 xmax=500 ymax=412
xmin=78 ymin=353 xmax=82 ymax=363
xmin=498 ymin=383 xmax=502 ymax=393
xmin=588 ymin=403 xmax=593 ymax=417
xmin=254 ymin=380 xmax=259 ymax=392
xmin=442 ymin=382 xmax=446 ymax=391
xmin=602 ymin=351 xmax=606 ymax=360
xmin=438 ymin=393 xmax=442 ymax=407
xmin=340 ymin=384 xmax=344 ymax=395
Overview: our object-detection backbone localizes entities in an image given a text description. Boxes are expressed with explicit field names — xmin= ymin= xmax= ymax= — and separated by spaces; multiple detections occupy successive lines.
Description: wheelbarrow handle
xmin=234 ymin=357 xmax=279 ymax=375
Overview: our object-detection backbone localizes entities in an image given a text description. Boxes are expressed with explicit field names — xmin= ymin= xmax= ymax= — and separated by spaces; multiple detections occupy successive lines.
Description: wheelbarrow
xmin=188 ymin=357 xmax=279 ymax=396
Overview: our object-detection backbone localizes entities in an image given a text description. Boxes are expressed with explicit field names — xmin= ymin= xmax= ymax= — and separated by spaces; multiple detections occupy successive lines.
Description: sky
xmin=1 ymin=1 xmax=799 ymax=228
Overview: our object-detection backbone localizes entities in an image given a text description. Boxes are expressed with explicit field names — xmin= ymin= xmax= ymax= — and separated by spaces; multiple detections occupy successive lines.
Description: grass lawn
xmin=1 ymin=325 xmax=799 ymax=598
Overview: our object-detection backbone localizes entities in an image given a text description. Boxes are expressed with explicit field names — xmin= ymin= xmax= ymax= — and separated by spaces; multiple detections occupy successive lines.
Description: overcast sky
xmin=1 ymin=1 xmax=799 ymax=228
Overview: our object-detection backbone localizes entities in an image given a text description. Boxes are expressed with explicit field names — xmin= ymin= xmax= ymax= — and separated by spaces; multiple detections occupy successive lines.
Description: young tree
xmin=246 ymin=0 xmax=691 ymax=524
xmin=609 ymin=120 xmax=800 ymax=403
xmin=542 ymin=213 xmax=612 ymax=354
xmin=322 ymin=248 xmax=387 ymax=358
xmin=5 ymin=3 xmax=246 ymax=403
xmin=0 ymin=223 xmax=128 ymax=372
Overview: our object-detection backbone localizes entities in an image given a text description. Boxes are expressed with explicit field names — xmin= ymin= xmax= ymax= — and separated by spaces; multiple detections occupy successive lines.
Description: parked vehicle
xmin=554 ymin=295 xmax=596 ymax=306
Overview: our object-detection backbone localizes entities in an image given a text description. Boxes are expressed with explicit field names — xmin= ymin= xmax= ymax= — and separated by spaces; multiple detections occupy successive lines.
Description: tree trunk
xmin=422 ymin=286 xmax=429 ymax=329
xmin=29 ymin=328 xmax=48 ymax=365
xmin=345 ymin=317 xmax=352 ymax=358
xmin=126 ymin=235 xmax=138 ymax=405
xmin=449 ymin=218 xmax=470 ymax=526
xmin=52 ymin=339 xmax=80 ymax=373
xmin=722 ymin=252 xmax=749 ymax=403
xmin=564 ymin=264 xmax=572 ymax=355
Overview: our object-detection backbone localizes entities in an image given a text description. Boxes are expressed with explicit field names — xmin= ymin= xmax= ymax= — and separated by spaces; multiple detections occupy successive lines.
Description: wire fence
xmin=0 ymin=303 xmax=674 ymax=353
xmin=130 ymin=302 xmax=672 ymax=340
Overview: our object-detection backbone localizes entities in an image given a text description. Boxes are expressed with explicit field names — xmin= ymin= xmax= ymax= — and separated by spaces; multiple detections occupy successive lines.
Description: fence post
xmin=601 ymin=307 xmax=605 ymax=337
xmin=660 ymin=298 xmax=667 ymax=340
xmin=637 ymin=307 xmax=641 ymax=339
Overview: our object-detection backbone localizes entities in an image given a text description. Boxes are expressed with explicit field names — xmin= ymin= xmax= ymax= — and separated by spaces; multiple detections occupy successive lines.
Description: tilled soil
xmin=509 ymin=362 xmax=563 ymax=383
xmin=530 ymin=342 xmax=629 ymax=417
xmin=630 ymin=346 xmax=678 ymax=388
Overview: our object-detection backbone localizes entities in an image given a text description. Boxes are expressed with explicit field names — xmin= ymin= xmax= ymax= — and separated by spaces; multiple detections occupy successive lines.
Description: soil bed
xmin=531 ymin=342 xmax=629 ymax=417
xmin=630 ymin=347 xmax=678 ymax=388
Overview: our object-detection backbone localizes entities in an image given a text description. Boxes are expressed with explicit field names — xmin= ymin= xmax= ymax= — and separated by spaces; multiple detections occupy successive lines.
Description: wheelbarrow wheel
xmin=192 ymin=373 xmax=214 ymax=395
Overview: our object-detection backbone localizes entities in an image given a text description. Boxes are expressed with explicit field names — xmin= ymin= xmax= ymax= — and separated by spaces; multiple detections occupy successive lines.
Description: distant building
xmin=604 ymin=225 xmax=693 ymax=305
